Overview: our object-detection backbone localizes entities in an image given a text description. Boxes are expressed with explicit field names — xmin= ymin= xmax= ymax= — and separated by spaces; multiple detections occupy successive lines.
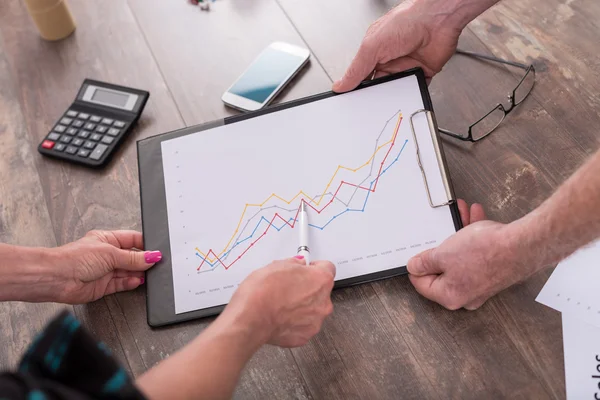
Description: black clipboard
xmin=137 ymin=67 xmax=463 ymax=327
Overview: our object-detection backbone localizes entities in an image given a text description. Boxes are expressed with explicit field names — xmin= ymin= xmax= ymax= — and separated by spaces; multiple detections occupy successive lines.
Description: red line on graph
xmin=197 ymin=117 xmax=403 ymax=271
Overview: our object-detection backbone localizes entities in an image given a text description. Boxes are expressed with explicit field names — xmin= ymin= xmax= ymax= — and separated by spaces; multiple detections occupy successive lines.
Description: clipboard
xmin=138 ymin=68 xmax=462 ymax=327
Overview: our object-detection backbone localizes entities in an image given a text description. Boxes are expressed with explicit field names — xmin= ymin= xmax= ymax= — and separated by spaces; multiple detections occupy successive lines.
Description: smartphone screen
xmin=228 ymin=46 xmax=307 ymax=104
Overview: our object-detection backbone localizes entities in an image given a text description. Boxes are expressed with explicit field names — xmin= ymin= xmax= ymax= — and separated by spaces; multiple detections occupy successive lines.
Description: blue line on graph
xmin=196 ymin=139 xmax=408 ymax=268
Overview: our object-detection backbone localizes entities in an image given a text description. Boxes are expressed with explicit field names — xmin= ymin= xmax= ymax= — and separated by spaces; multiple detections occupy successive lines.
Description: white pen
xmin=297 ymin=201 xmax=310 ymax=265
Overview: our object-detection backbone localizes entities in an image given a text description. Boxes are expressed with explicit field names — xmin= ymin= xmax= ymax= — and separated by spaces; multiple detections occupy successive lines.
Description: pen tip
xmin=301 ymin=201 xmax=306 ymax=212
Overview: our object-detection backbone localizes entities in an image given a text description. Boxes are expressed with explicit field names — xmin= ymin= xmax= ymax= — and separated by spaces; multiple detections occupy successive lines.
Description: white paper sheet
xmin=537 ymin=240 xmax=600 ymax=329
xmin=562 ymin=314 xmax=600 ymax=399
xmin=161 ymin=75 xmax=457 ymax=314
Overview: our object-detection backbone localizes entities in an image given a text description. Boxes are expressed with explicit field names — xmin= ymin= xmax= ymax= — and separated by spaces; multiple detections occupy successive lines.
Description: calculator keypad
xmin=41 ymin=108 xmax=130 ymax=163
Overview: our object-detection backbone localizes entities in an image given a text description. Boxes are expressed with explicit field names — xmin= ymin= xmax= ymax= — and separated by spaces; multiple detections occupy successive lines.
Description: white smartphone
xmin=222 ymin=42 xmax=310 ymax=112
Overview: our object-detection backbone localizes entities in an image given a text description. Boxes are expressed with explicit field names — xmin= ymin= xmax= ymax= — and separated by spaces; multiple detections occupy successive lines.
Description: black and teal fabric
xmin=0 ymin=311 xmax=145 ymax=400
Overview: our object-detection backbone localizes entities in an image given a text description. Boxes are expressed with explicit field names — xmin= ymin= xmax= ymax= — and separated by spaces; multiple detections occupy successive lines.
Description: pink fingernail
xmin=144 ymin=251 xmax=162 ymax=264
xmin=294 ymin=255 xmax=304 ymax=260
xmin=140 ymin=277 xmax=145 ymax=285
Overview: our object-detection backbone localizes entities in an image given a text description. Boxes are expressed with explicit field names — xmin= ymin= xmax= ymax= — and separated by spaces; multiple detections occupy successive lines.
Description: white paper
xmin=562 ymin=314 xmax=600 ymax=399
xmin=537 ymin=240 xmax=600 ymax=329
xmin=161 ymin=75 xmax=457 ymax=314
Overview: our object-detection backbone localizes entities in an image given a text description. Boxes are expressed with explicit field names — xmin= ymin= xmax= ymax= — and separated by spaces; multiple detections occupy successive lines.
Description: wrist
xmin=214 ymin=300 xmax=272 ymax=350
xmin=503 ymin=214 xmax=563 ymax=276
xmin=0 ymin=244 xmax=60 ymax=302
xmin=410 ymin=0 xmax=499 ymax=32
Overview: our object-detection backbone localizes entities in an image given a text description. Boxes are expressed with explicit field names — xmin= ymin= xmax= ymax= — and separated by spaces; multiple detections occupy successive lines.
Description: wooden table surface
xmin=1 ymin=0 xmax=599 ymax=398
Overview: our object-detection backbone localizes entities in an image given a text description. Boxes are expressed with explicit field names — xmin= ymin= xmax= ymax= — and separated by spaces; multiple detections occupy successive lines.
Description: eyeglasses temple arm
xmin=438 ymin=127 xmax=470 ymax=141
xmin=455 ymin=49 xmax=530 ymax=70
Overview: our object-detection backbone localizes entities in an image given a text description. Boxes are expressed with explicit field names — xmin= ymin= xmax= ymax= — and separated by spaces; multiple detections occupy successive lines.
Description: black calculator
xmin=38 ymin=79 xmax=150 ymax=168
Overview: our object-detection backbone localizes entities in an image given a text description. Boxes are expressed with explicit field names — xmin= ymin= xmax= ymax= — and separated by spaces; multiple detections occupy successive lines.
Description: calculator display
xmin=92 ymin=89 xmax=129 ymax=107
xmin=82 ymin=84 xmax=139 ymax=111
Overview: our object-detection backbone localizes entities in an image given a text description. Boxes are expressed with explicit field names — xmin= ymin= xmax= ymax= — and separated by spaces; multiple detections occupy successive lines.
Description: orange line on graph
xmin=195 ymin=113 xmax=403 ymax=262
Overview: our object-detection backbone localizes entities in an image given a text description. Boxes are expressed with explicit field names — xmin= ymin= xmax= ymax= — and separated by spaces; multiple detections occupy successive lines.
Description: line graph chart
xmin=161 ymin=74 xmax=457 ymax=314
xmin=194 ymin=111 xmax=406 ymax=272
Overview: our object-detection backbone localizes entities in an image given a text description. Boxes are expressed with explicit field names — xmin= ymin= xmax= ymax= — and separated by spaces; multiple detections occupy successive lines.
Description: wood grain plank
xmin=0 ymin=30 xmax=71 ymax=370
xmin=290 ymin=285 xmax=439 ymax=399
xmin=124 ymin=2 xmax=442 ymax=398
xmin=468 ymin=0 xmax=600 ymax=152
xmin=121 ymin=0 xmax=334 ymax=397
xmin=0 ymin=0 xmax=185 ymax=375
xmin=276 ymin=0 xmax=595 ymax=397
xmin=127 ymin=0 xmax=332 ymax=125
xmin=275 ymin=0 xmax=397 ymax=83
xmin=371 ymin=276 xmax=553 ymax=399
xmin=2 ymin=0 xmax=595 ymax=398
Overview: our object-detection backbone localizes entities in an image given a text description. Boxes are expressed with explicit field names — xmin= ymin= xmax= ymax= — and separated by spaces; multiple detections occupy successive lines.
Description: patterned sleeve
xmin=0 ymin=311 xmax=146 ymax=400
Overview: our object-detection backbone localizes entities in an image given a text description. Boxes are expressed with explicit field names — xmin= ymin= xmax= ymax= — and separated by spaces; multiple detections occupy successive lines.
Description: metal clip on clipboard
xmin=409 ymin=109 xmax=455 ymax=208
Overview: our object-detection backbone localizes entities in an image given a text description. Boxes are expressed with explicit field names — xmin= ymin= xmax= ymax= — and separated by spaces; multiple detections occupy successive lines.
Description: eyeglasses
xmin=439 ymin=49 xmax=536 ymax=142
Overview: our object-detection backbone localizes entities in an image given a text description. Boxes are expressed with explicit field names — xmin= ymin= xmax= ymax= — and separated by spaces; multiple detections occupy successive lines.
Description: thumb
xmin=112 ymin=248 xmax=162 ymax=271
xmin=407 ymin=249 xmax=441 ymax=277
xmin=333 ymin=41 xmax=378 ymax=93
xmin=408 ymin=274 xmax=447 ymax=307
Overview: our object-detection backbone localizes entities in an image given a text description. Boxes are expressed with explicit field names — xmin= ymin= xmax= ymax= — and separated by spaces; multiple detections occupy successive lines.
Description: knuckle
xmin=442 ymin=300 xmax=462 ymax=311
xmin=86 ymin=229 xmax=103 ymax=240
xmin=128 ymin=250 xmax=138 ymax=266
xmin=107 ymin=246 xmax=121 ymax=268
xmin=441 ymin=290 xmax=466 ymax=311
xmin=317 ymin=270 xmax=334 ymax=289
xmin=307 ymin=323 xmax=321 ymax=338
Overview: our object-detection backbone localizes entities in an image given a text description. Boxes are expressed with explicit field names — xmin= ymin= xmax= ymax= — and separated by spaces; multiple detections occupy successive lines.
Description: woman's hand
xmin=137 ymin=257 xmax=336 ymax=400
xmin=49 ymin=230 xmax=161 ymax=304
xmin=220 ymin=256 xmax=336 ymax=348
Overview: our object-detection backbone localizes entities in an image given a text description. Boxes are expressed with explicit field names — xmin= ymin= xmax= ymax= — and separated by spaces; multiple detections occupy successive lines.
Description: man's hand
xmin=49 ymin=230 xmax=161 ymax=304
xmin=222 ymin=257 xmax=336 ymax=348
xmin=407 ymin=200 xmax=537 ymax=310
xmin=333 ymin=0 xmax=461 ymax=92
